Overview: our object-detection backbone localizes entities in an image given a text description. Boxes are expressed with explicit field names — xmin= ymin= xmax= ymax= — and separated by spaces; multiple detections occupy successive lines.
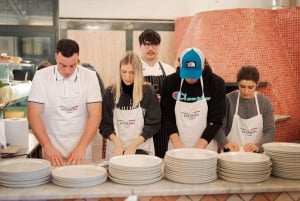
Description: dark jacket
xmin=160 ymin=66 xmax=226 ymax=143
xmin=100 ymin=84 xmax=161 ymax=140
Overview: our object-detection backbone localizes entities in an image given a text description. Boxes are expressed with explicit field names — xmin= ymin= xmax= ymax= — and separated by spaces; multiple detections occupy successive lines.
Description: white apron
xmin=106 ymin=104 xmax=155 ymax=160
xmin=44 ymin=67 xmax=92 ymax=160
xmin=227 ymin=92 xmax=263 ymax=147
xmin=169 ymin=78 xmax=218 ymax=151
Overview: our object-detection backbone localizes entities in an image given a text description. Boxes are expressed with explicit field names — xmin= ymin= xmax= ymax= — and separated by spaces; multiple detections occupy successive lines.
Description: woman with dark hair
xmin=216 ymin=66 xmax=275 ymax=153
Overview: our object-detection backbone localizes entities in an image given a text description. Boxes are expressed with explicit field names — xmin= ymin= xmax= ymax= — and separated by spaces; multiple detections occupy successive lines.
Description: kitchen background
xmin=0 ymin=0 xmax=299 ymax=147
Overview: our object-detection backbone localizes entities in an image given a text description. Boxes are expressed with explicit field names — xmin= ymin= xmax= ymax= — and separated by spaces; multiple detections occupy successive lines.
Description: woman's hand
xmin=110 ymin=134 xmax=124 ymax=156
xmin=124 ymin=136 xmax=145 ymax=155
xmin=224 ymin=141 xmax=240 ymax=152
xmin=243 ymin=143 xmax=259 ymax=153
xmin=170 ymin=133 xmax=184 ymax=149
xmin=123 ymin=145 xmax=137 ymax=155
xmin=113 ymin=144 xmax=124 ymax=156
xmin=194 ymin=138 xmax=208 ymax=149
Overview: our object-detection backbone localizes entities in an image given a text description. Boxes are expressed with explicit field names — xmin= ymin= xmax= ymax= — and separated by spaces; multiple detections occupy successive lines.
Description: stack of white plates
xmin=108 ymin=155 xmax=163 ymax=185
xmin=0 ymin=158 xmax=51 ymax=188
xmin=52 ymin=164 xmax=107 ymax=188
xmin=217 ymin=152 xmax=272 ymax=183
xmin=164 ymin=148 xmax=218 ymax=184
xmin=263 ymin=142 xmax=300 ymax=179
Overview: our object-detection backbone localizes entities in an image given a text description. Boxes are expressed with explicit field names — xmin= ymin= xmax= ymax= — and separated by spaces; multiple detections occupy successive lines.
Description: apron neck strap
xmin=178 ymin=77 xmax=205 ymax=101
xmin=236 ymin=91 xmax=260 ymax=115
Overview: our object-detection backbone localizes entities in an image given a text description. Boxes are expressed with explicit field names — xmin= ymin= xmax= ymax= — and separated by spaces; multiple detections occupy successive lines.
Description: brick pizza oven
xmin=174 ymin=7 xmax=300 ymax=142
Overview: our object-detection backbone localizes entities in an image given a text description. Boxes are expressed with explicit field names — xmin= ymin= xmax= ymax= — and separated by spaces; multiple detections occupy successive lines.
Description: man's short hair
xmin=56 ymin=39 xmax=79 ymax=57
xmin=139 ymin=29 xmax=161 ymax=45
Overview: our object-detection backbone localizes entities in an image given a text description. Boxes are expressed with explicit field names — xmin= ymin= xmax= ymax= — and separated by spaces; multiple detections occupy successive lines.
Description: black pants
xmin=153 ymin=126 xmax=169 ymax=158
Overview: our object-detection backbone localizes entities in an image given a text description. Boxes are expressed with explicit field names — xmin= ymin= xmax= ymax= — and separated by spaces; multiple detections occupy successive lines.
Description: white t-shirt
xmin=141 ymin=59 xmax=175 ymax=77
xmin=29 ymin=65 xmax=102 ymax=104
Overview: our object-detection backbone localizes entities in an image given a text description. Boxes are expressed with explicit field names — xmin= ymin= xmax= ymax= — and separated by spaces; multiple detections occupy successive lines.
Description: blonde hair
xmin=112 ymin=51 xmax=145 ymax=107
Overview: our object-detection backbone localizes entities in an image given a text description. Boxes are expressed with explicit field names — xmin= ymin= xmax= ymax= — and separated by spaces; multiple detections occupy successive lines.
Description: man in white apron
xmin=161 ymin=48 xmax=226 ymax=152
xmin=28 ymin=39 xmax=102 ymax=166
xmin=139 ymin=29 xmax=175 ymax=158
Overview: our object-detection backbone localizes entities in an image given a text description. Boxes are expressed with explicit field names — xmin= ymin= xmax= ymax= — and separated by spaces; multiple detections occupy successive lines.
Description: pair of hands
xmin=171 ymin=136 xmax=208 ymax=149
xmin=113 ymin=142 xmax=137 ymax=156
xmin=224 ymin=141 xmax=259 ymax=152
xmin=44 ymin=144 xmax=86 ymax=167
xmin=110 ymin=134 xmax=144 ymax=157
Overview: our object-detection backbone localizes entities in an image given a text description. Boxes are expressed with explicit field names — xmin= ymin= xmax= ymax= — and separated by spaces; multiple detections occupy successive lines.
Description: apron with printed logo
xmin=45 ymin=68 xmax=92 ymax=160
xmin=169 ymin=78 xmax=218 ymax=151
xmin=227 ymin=92 xmax=263 ymax=146
xmin=106 ymin=104 xmax=155 ymax=160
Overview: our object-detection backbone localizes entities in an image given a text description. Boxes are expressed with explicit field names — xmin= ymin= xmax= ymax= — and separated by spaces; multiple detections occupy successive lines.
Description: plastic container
xmin=0 ymin=64 xmax=10 ymax=84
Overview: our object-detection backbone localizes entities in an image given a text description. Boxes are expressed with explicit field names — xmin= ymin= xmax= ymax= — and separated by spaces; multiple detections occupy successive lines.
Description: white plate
xmin=109 ymin=169 xmax=161 ymax=180
xmin=165 ymin=157 xmax=217 ymax=168
xmin=108 ymin=165 xmax=161 ymax=174
xmin=218 ymin=152 xmax=270 ymax=164
xmin=52 ymin=177 xmax=107 ymax=188
xmin=0 ymin=172 xmax=51 ymax=181
xmin=218 ymin=161 xmax=272 ymax=171
xmin=0 ymin=177 xmax=50 ymax=188
xmin=165 ymin=172 xmax=217 ymax=184
xmin=165 ymin=148 xmax=218 ymax=160
xmin=109 ymin=155 xmax=162 ymax=170
xmin=52 ymin=164 xmax=107 ymax=180
xmin=217 ymin=166 xmax=271 ymax=175
xmin=263 ymin=142 xmax=300 ymax=153
xmin=1 ymin=175 xmax=51 ymax=185
xmin=264 ymin=152 xmax=300 ymax=163
xmin=272 ymin=170 xmax=300 ymax=179
xmin=108 ymin=173 xmax=162 ymax=185
xmin=0 ymin=158 xmax=50 ymax=174
xmin=165 ymin=169 xmax=216 ymax=178
xmin=218 ymin=170 xmax=271 ymax=179
xmin=218 ymin=173 xmax=270 ymax=183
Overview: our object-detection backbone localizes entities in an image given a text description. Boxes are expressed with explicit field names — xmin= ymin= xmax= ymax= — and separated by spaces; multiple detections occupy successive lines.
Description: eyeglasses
xmin=143 ymin=42 xmax=159 ymax=49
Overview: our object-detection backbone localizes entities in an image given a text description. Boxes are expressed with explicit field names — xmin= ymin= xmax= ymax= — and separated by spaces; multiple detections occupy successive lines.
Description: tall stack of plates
xmin=263 ymin=142 xmax=300 ymax=179
xmin=108 ymin=155 xmax=163 ymax=185
xmin=52 ymin=164 xmax=107 ymax=188
xmin=0 ymin=158 xmax=51 ymax=188
xmin=217 ymin=152 xmax=272 ymax=183
xmin=164 ymin=148 xmax=218 ymax=184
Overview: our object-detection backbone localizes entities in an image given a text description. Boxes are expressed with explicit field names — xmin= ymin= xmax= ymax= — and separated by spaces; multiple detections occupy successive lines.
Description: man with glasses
xmin=28 ymin=39 xmax=102 ymax=166
xmin=139 ymin=29 xmax=175 ymax=158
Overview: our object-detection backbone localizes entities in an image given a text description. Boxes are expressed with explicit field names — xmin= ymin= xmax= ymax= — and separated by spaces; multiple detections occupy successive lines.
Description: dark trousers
xmin=153 ymin=126 xmax=169 ymax=158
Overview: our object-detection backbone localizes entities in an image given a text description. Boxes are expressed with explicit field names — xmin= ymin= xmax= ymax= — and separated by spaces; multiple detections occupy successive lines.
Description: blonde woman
xmin=100 ymin=51 xmax=161 ymax=160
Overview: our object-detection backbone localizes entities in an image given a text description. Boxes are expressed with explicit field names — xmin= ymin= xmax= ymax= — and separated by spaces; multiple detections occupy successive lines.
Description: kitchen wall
xmin=58 ymin=0 xmax=291 ymax=84
xmin=59 ymin=0 xmax=275 ymax=20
